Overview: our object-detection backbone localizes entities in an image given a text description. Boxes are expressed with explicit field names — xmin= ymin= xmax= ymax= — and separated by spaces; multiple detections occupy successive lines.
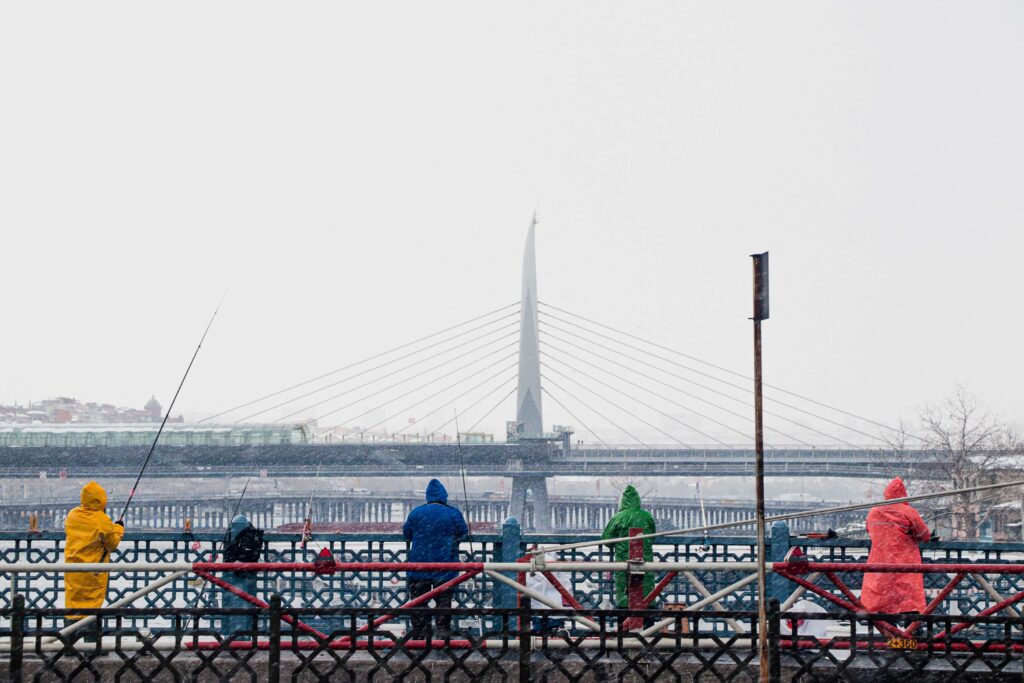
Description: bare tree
xmin=916 ymin=385 xmax=1021 ymax=539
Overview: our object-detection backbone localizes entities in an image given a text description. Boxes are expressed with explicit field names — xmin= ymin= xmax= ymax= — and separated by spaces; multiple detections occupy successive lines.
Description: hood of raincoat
xmin=228 ymin=515 xmax=251 ymax=542
xmin=80 ymin=482 xmax=107 ymax=511
xmin=425 ymin=479 xmax=448 ymax=504
xmin=619 ymin=485 xmax=641 ymax=511
xmin=884 ymin=477 xmax=907 ymax=500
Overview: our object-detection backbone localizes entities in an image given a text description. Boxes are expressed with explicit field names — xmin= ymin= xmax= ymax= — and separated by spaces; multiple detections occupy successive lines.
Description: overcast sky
xmin=1 ymin=2 xmax=1021 ymax=446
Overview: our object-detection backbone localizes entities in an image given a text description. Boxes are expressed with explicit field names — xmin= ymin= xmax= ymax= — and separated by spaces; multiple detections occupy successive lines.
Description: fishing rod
xmin=119 ymin=296 xmax=225 ymax=522
xmin=696 ymin=479 xmax=709 ymax=549
xmin=532 ymin=476 xmax=1024 ymax=556
xmin=301 ymin=463 xmax=322 ymax=549
xmin=453 ymin=410 xmax=482 ymax=639
xmin=454 ymin=411 xmax=475 ymax=555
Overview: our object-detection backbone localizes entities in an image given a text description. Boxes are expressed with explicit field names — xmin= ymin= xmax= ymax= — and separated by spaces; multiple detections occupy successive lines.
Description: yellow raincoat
xmin=64 ymin=481 xmax=124 ymax=614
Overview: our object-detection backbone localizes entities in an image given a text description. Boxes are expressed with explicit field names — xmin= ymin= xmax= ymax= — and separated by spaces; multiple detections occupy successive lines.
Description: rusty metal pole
xmin=624 ymin=528 xmax=645 ymax=631
xmin=751 ymin=252 xmax=770 ymax=683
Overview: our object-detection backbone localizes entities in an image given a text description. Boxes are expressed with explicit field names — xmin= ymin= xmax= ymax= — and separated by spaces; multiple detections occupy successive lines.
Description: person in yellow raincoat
xmin=64 ymin=481 xmax=124 ymax=626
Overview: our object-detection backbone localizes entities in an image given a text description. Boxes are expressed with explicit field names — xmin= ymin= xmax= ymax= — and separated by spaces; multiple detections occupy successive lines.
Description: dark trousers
xmin=408 ymin=579 xmax=453 ymax=636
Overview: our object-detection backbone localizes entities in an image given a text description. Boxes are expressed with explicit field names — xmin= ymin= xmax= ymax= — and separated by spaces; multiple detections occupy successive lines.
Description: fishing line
xmin=301 ymin=463 xmax=324 ymax=551
xmin=120 ymin=293 xmax=226 ymax=521
xmin=453 ymin=411 xmax=475 ymax=557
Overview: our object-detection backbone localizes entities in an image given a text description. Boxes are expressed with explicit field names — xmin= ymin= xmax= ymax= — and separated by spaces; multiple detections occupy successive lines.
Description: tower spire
xmin=516 ymin=213 xmax=543 ymax=437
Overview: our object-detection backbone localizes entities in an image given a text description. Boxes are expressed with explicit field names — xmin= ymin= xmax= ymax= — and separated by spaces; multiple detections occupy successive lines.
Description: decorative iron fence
xmin=5 ymin=524 xmax=1024 ymax=632
xmin=2 ymin=599 xmax=1022 ymax=682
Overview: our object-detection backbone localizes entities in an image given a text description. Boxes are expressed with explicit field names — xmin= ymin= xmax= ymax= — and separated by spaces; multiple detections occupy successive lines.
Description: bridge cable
xmin=353 ymin=364 xmax=517 ymax=440
xmin=542 ymin=320 xmax=859 ymax=447
xmin=268 ymin=330 xmax=520 ymax=424
xmin=541 ymin=327 xmax=817 ymax=447
xmin=543 ymin=338 xmax=789 ymax=446
xmin=542 ymin=361 xmax=705 ymax=447
xmin=538 ymin=302 xmax=918 ymax=443
xmin=540 ymin=374 xmax=650 ymax=447
xmin=466 ymin=385 xmax=519 ymax=434
xmin=120 ymin=297 xmax=224 ymax=522
xmin=429 ymin=375 xmax=518 ymax=438
xmin=540 ymin=387 xmax=610 ymax=448
xmin=236 ymin=320 xmax=519 ymax=424
xmin=539 ymin=311 xmax=882 ymax=445
xmin=315 ymin=345 xmax=519 ymax=431
xmin=200 ymin=302 xmax=519 ymax=423
xmin=388 ymin=371 xmax=519 ymax=439
xmin=337 ymin=358 xmax=519 ymax=438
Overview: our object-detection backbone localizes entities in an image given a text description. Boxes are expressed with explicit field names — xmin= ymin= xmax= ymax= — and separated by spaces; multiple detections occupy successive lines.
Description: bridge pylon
xmin=509 ymin=213 xmax=552 ymax=531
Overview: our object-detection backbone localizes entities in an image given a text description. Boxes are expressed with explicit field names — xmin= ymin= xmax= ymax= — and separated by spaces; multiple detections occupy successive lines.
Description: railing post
xmin=268 ymin=593 xmax=282 ymax=683
xmin=518 ymin=601 xmax=532 ymax=683
xmin=11 ymin=594 xmax=24 ymax=683
xmin=624 ymin=527 xmax=644 ymax=631
xmin=768 ymin=520 xmax=790 ymax=604
xmin=767 ymin=597 xmax=781 ymax=682
xmin=498 ymin=516 xmax=522 ymax=629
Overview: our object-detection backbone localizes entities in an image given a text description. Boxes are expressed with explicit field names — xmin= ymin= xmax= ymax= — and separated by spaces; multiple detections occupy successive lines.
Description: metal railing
xmin=2 ymin=601 xmax=1022 ymax=682
xmin=7 ymin=523 xmax=1024 ymax=628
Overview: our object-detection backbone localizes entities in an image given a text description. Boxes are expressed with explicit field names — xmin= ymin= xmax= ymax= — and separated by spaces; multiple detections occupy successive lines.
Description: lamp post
xmin=751 ymin=251 xmax=770 ymax=682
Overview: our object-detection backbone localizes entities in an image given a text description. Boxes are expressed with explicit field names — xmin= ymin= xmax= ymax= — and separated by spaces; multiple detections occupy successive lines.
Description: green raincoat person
xmin=601 ymin=485 xmax=656 ymax=608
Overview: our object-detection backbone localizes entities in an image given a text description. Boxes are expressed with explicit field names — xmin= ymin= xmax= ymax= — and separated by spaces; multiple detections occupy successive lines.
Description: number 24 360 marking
xmin=887 ymin=637 xmax=918 ymax=650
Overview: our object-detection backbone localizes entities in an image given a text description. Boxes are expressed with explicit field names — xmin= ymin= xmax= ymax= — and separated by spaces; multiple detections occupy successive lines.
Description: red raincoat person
xmin=861 ymin=477 xmax=930 ymax=613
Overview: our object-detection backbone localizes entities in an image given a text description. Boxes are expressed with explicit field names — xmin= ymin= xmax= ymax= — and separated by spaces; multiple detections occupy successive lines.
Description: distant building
xmin=144 ymin=396 xmax=162 ymax=420
xmin=0 ymin=396 xmax=180 ymax=424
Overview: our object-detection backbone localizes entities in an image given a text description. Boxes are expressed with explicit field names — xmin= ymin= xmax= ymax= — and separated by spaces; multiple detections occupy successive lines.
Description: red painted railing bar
xmin=542 ymin=571 xmax=583 ymax=610
xmin=907 ymin=572 xmax=967 ymax=636
xmin=933 ymin=588 xmax=1024 ymax=640
xmin=775 ymin=562 xmax=1024 ymax=575
xmin=352 ymin=569 xmax=482 ymax=637
xmin=642 ymin=571 xmax=678 ymax=608
xmin=823 ymin=572 xmax=862 ymax=609
xmin=192 ymin=561 xmax=483 ymax=573
xmin=779 ymin=639 xmax=1024 ymax=653
xmin=774 ymin=571 xmax=905 ymax=639
xmin=192 ymin=569 xmax=328 ymax=640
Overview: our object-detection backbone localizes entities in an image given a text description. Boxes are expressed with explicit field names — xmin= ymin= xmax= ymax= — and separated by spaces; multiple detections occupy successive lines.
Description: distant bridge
xmin=0 ymin=442 xmax=934 ymax=480
xmin=0 ymin=488 xmax=861 ymax=534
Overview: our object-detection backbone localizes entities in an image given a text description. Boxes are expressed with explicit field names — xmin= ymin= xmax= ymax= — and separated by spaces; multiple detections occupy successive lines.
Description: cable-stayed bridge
xmin=1 ymin=216 xmax=977 ymax=529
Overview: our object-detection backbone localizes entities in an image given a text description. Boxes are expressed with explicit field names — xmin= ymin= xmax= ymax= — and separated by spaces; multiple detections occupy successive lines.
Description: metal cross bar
xmin=348 ymin=568 xmax=482 ymax=638
xmin=971 ymin=573 xmax=1023 ymax=618
xmin=483 ymin=570 xmax=601 ymax=631
xmin=642 ymin=571 xmax=678 ymax=608
xmin=639 ymin=573 xmax=759 ymax=638
xmin=680 ymin=570 xmax=749 ymax=634
xmin=192 ymin=569 xmax=328 ymax=640
xmin=906 ymin=572 xmax=967 ymax=636
xmin=541 ymin=571 xmax=583 ymax=610
xmin=781 ymin=572 xmax=821 ymax=611
xmin=773 ymin=569 xmax=906 ymax=638
xmin=51 ymin=570 xmax=189 ymax=641
xmin=932 ymin=588 xmax=1024 ymax=640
